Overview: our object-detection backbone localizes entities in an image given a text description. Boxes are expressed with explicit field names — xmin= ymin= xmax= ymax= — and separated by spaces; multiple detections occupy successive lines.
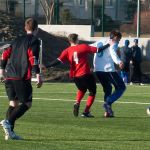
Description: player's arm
xmin=46 ymin=49 xmax=68 ymax=68
xmin=97 ymin=43 xmax=110 ymax=53
xmin=45 ymin=59 xmax=62 ymax=68
xmin=0 ymin=47 xmax=12 ymax=82
xmin=29 ymin=39 xmax=43 ymax=88
xmin=89 ymin=41 xmax=110 ymax=53
xmin=0 ymin=60 xmax=6 ymax=82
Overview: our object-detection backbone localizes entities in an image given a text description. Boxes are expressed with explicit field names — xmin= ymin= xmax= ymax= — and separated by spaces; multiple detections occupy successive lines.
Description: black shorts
xmin=5 ymin=79 xmax=32 ymax=103
xmin=74 ymin=74 xmax=96 ymax=96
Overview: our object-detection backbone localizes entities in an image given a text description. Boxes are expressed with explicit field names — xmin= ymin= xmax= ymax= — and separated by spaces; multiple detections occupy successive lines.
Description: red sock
xmin=76 ymin=90 xmax=85 ymax=104
xmin=84 ymin=95 xmax=95 ymax=112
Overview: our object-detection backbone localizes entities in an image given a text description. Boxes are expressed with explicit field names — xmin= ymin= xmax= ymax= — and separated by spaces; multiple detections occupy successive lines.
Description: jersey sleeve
xmin=0 ymin=46 xmax=12 ymax=69
xmin=87 ymin=45 xmax=97 ymax=53
xmin=58 ymin=49 xmax=68 ymax=63
xmin=1 ymin=46 xmax=12 ymax=60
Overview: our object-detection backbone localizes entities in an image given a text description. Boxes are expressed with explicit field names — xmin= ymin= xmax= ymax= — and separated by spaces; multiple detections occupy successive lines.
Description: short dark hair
xmin=134 ymin=39 xmax=138 ymax=43
xmin=125 ymin=39 xmax=130 ymax=46
xmin=110 ymin=31 xmax=122 ymax=39
xmin=68 ymin=33 xmax=78 ymax=43
xmin=25 ymin=18 xmax=38 ymax=31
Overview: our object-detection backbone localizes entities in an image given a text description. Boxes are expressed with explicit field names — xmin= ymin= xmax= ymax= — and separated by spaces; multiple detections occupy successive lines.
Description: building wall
xmin=0 ymin=0 xmax=6 ymax=11
xmin=39 ymin=24 xmax=150 ymax=60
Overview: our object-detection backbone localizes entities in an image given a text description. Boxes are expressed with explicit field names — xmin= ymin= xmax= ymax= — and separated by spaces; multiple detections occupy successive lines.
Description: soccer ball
xmin=146 ymin=107 xmax=150 ymax=116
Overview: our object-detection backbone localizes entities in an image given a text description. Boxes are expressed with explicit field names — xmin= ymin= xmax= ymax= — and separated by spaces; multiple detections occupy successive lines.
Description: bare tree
xmin=40 ymin=0 xmax=54 ymax=24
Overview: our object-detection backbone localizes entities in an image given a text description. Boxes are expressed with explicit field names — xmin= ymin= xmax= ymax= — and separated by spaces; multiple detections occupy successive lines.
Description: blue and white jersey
xmin=90 ymin=39 xmax=121 ymax=72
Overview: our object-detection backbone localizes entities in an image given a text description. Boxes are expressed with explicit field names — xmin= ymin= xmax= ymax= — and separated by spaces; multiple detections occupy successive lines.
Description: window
xmin=78 ymin=0 xmax=85 ymax=6
xmin=105 ymin=0 xmax=113 ymax=7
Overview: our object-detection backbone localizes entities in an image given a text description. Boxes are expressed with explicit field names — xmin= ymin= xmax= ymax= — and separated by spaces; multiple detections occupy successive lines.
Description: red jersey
xmin=58 ymin=44 xmax=97 ymax=78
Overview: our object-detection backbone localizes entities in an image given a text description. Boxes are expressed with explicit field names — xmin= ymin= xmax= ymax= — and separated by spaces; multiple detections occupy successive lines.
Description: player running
xmin=0 ymin=18 xmax=43 ymax=140
xmin=46 ymin=33 xmax=111 ymax=117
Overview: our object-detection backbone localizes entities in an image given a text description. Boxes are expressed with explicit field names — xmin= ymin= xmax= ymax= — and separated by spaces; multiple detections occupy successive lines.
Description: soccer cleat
xmin=139 ymin=83 xmax=144 ymax=86
xmin=81 ymin=112 xmax=94 ymax=118
xmin=0 ymin=120 xmax=23 ymax=140
xmin=103 ymin=103 xmax=114 ymax=118
xmin=0 ymin=119 xmax=12 ymax=140
xmin=73 ymin=103 xmax=80 ymax=117
xmin=130 ymin=82 xmax=133 ymax=85
xmin=104 ymin=111 xmax=114 ymax=118
xmin=10 ymin=131 xmax=23 ymax=140
xmin=5 ymin=131 xmax=23 ymax=140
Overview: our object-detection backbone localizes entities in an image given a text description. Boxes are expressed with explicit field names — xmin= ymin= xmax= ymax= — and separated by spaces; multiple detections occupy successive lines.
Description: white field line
xmin=35 ymin=82 xmax=150 ymax=86
xmin=0 ymin=96 xmax=150 ymax=105
xmin=0 ymin=91 xmax=150 ymax=95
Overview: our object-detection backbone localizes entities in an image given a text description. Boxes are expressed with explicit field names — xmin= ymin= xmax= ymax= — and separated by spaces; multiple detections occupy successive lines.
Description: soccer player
xmin=46 ymin=33 xmax=110 ymax=118
xmin=0 ymin=18 xmax=43 ymax=140
xmin=91 ymin=31 xmax=126 ymax=117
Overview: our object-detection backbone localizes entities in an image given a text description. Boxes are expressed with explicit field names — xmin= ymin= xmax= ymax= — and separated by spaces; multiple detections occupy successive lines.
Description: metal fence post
xmin=102 ymin=0 xmax=104 ymax=37
xmin=23 ymin=0 xmax=25 ymax=21
xmin=54 ymin=0 xmax=59 ymax=24
xmin=91 ymin=0 xmax=94 ymax=25
xmin=91 ymin=0 xmax=94 ymax=37
xmin=137 ymin=0 xmax=140 ymax=38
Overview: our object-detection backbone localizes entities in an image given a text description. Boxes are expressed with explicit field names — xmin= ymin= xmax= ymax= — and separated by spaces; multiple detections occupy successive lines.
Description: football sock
xmin=106 ymin=89 xmax=125 ymax=105
xmin=6 ymin=106 xmax=15 ymax=119
xmin=8 ymin=104 xmax=29 ymax=127
xmin=76 ymin=90 xmax=85 ymax=104
xmin=6 ymin=106 xmax=15 ymax=131
xmin=84 ymin=95 xmax=95 ymax=113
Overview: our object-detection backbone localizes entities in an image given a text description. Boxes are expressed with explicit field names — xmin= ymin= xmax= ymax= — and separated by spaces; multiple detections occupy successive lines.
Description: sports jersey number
xmin=73 ymin=52 xmax=79 ymax=64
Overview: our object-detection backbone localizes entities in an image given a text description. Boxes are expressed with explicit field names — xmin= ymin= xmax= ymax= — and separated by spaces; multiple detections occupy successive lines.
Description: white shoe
xmin=139 ymin=83 xmax=144 ymax=86
xmin=0 ymin=119 xmax=12 ymax=140
xmin=5 ymin=131 xmax=23 ymax=140
xmin=130 ymin=82 xmax=133 ymax=85
xmin=0 ymin=120 xmax=23 ymax=140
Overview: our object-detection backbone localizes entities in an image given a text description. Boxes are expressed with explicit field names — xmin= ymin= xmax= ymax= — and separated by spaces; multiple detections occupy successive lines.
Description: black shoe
xmin=73 ymin=103 xmax=80 ymax=117
xmin=81 ymin=112 xmax=94 ymax=118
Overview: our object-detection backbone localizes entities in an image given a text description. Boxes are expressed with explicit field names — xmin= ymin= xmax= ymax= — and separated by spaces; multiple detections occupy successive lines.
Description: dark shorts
xmin=74 ymin=73 xmax=96 ymax=96
xmin=95 ymin=71 xmax=125 ymax=90
xmin=5 ymin=79 xmax=32 ymax=103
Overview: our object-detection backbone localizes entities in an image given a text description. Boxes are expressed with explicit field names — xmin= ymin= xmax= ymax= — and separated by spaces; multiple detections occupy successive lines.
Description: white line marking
xmin=1 ymin=91 xmax=150 ymax=95
xmin=0 ymin=96 xmax=150 ymax=105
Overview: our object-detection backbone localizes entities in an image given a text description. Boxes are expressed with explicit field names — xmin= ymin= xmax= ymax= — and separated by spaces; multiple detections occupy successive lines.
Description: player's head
xmin=68 ymin=33 xmax=79 ymax=44
xmin=125 ymin=39 xmax=130 ymax=47
xmin=25 ymin=18 xmax=38 ymax=32
xmin=134 ymin=39 xmax=138 ymax=45
xmin=110 ymin=31 xmax=122 ymax=43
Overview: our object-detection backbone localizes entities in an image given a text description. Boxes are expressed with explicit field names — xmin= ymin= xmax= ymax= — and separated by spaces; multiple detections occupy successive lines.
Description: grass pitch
xmin=0 ymin=83 xmax=150 ymax=150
